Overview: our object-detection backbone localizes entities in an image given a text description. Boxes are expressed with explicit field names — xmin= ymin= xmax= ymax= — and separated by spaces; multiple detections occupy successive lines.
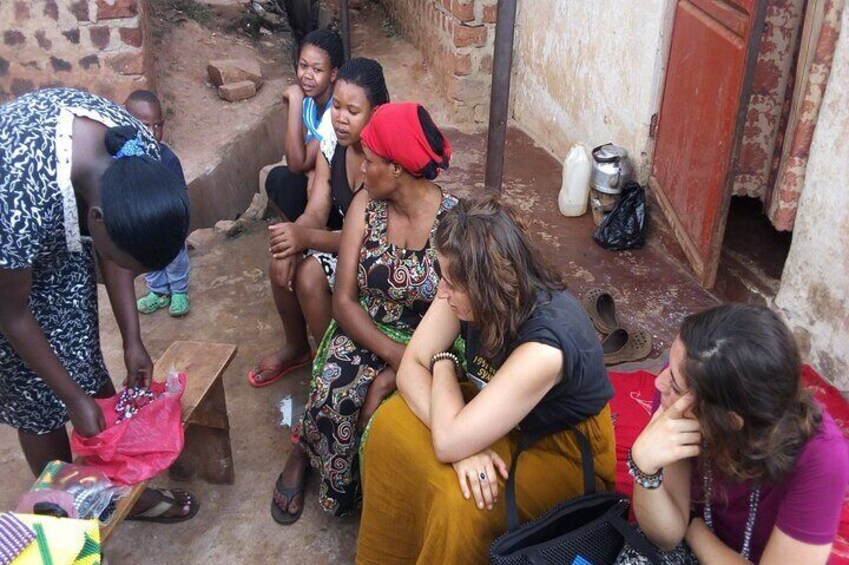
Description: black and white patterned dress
xmin=0 ymin=88 xmax=159 ymax=434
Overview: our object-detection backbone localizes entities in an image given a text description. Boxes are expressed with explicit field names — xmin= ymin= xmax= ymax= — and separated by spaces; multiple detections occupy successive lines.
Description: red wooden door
xmin=649 ymin=0 xmax=767 ymax=287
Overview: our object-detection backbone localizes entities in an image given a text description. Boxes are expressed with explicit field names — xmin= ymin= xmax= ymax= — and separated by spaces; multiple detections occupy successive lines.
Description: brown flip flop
xmin=602 ymin=327 xmax=653 ymax=366
xmin=581 ymin=288 xmax=619 ymax=335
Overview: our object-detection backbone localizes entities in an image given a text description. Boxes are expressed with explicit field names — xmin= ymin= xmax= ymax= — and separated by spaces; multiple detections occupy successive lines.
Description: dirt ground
xmin=147 ymin=0 xmax=292 ymax=182
xmin=0 ymin=2 xmax=719 ymax=563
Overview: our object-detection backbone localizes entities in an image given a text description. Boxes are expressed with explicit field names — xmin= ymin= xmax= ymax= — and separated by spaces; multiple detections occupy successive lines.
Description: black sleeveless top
xmin=326 ymin=144 xmax=361 ymax=230
xmin=460 ymin=289 xmax=613 ymax=433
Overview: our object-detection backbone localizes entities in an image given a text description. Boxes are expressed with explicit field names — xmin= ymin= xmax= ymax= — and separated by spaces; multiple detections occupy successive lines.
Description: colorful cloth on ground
xmin=298 ymin=191 xmax=458 ymax=516
xmin=302 ymin=96 xmax=332 ymax=143
xmin=11 ymin=514 xmax=100 ymax=565
xmin=0 ymin=514 xmax=34 ymax=565
xmin=356 ymin=390 xmax=617 ymax=564
xmin=360 ymin=102 xmax=452 ymax=177
xmin=0 ymin=88 xmax=159 ymax=434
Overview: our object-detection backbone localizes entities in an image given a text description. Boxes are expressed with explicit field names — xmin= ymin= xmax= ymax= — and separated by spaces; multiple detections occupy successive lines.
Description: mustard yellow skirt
xmin=356 ymin=393 xmax=616 ymax=565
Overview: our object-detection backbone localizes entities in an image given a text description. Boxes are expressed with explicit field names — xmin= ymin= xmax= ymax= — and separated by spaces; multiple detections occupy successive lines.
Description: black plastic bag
xmin=592 ymin=181 xmax=647 ymax=251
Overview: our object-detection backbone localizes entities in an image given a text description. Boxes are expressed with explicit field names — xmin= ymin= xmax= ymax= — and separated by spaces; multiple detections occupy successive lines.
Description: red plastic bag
xmin=71 ymin=373 xmax=186 ymax=486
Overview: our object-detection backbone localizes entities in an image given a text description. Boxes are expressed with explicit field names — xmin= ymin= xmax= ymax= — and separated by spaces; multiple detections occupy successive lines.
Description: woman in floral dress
xmin=272 ymin=102 xmax=458 ymax=523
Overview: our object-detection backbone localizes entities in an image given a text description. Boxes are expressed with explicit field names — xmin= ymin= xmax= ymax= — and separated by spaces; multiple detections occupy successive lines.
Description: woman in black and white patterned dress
xmin=0 ymin=88 xmax=197 ymax=522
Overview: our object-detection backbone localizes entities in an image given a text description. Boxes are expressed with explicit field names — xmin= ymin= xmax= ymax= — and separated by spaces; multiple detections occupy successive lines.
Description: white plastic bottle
xmin=558 ymin=143 xmax=592 ymax=217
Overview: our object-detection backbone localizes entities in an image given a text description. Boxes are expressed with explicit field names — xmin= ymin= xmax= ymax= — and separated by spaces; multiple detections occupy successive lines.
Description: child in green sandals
xmin=125 ymin=90 xmax=191 ymax=317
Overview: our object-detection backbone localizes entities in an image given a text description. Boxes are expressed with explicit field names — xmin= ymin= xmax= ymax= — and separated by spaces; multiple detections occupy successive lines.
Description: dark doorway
xmin=715 ymin=196 xmax=793 ymax=303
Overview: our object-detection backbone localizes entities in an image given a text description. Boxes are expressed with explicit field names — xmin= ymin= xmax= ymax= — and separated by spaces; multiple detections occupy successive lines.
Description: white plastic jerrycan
xmin=558 ymin=143 xmax=592 ymax=217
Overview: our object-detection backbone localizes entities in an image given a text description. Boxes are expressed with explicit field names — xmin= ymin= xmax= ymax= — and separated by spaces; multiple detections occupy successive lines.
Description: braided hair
xmin=336 ymin=57 xmax=390 ymax=108
xmin=301 ymin=28 xmax=345 ymax=70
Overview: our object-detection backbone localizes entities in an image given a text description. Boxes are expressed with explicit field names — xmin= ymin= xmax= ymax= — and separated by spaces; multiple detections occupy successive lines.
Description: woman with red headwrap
xmin=272 ymin=101 xmax=459 ymax=523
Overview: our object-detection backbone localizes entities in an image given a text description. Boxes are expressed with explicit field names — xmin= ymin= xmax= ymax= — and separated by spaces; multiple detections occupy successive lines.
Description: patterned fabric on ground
xmin=298 ymin=192 xmax=458 ymax=516
xmin=0 ymin=88 xmax=158 ymax=434
xmin=12 ymin=514 xmax=101 ymax=565
xmin=356 ymin=392 xmax=617 ymax=564
xmin=0 ymin=513 xmax=34 ymax=565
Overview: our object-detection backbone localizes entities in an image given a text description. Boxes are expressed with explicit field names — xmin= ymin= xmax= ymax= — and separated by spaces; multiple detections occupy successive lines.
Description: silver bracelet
xmin=430 ymin=351 xmax=461 ymax=375
xmin=627 ymin=448 xmax=663 ymax=489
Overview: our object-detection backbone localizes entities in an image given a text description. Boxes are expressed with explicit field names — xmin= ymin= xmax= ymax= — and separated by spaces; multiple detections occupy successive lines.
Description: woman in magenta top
xmin=626 ymin=304 xmax=848 ymax=564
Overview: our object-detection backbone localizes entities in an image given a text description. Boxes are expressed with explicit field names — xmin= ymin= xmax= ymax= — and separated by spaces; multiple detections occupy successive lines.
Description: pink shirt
xmin=692 ymin=409 xmax=849 ymax=563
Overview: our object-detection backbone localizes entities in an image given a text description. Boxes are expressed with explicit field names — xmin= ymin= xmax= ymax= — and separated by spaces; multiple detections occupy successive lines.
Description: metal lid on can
xmin=592 ymin=143 xmax=629 ymax=163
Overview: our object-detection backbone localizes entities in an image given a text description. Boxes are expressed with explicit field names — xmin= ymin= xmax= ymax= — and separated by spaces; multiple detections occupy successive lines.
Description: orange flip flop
xmin=248 ymin=352 xmax=313 ymax=388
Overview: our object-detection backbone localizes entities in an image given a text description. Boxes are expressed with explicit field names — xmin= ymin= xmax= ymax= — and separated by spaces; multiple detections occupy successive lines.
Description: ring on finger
xmin=479 ymin=471 xmax=487 ymax=481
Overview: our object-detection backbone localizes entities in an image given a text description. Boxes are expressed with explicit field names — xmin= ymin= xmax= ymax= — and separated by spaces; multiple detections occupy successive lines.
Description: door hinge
xmin=649 ymin=113 xmax=659 ymax=138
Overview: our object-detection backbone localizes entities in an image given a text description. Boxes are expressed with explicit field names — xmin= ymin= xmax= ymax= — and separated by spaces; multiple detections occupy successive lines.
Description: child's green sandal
xmin=137 ymin=292 xmax=170 ymax=314
xmin=169 ymin=293 xmax=190 ymax=317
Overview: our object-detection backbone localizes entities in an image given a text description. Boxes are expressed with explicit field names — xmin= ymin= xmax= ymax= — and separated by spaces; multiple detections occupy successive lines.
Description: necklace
xmin=702 ymin=459 xmax=761 ymax=560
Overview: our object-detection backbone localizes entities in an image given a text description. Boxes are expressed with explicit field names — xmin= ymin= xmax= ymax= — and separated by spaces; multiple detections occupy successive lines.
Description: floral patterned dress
xmin=299 ymin=191 xmax=458 ymax=516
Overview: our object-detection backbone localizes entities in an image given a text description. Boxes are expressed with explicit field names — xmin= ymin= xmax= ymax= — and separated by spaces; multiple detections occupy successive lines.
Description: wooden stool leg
xmin=169 ymin=376 xmax=235 ymax=485
xmin=201 ymin=376 xmax=235 ymax=484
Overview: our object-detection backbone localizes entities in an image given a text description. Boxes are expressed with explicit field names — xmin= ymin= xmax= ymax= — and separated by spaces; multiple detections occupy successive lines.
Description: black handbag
xmin=490 ymin=423 xmax=660 ymax=565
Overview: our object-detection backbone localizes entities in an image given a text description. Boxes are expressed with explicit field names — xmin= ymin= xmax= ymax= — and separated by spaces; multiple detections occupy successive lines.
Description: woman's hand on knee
xmin=451 ymin=449 xmax=509 ymax=511
xmin=270 ymin=255 xmax=297 ymax=291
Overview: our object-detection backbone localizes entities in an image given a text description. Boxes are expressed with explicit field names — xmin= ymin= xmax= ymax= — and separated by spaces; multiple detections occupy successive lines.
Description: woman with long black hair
xmin=0 ymin=87 xmax=196 ymax=522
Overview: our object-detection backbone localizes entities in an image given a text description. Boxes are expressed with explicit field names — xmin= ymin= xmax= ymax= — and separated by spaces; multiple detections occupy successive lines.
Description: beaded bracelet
xmin=627 ymin=448 xmax=664 ymax=489
xmin=430 ymin=351 xmax=461 ymax=375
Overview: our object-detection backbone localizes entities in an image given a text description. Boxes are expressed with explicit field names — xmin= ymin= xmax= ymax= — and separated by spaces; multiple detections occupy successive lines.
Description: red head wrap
xmin=360 ymin=102 xmax=452 ymax=178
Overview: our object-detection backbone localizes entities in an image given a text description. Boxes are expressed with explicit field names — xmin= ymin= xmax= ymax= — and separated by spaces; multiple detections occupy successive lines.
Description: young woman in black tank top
xmin=248 ymin=59 xmax=389 ymax=390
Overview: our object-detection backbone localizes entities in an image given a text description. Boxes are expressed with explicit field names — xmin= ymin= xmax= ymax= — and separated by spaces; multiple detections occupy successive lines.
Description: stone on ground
xmin=243 ymin=192 xmax=268 ymax=221
xmin=207 ymin=58 xmax=264 ymax=88
xmin=218 ymin=80 xmax=258 ymax=102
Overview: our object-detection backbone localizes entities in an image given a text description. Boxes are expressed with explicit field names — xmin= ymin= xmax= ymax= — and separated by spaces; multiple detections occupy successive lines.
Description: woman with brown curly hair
xmin=624 ymin=304 xmax=849 ymax=564
xmin=355 ymin=196 xmax=616 ymax=563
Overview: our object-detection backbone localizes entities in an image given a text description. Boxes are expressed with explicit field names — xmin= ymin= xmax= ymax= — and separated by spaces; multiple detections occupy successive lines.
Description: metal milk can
xmin=590 ymin=143 xmax=633 ymax=225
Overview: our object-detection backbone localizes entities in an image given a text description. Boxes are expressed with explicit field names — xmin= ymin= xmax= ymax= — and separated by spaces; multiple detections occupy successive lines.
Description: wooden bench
xmin=82 ymin=341 xmax=237 ymax=541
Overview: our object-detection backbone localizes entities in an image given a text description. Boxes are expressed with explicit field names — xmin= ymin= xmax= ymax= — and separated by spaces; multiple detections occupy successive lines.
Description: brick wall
xmin=0 ymin=0 xmax=154 ymax=104
xmin=380 ymin=0 xmax=496 ymax=124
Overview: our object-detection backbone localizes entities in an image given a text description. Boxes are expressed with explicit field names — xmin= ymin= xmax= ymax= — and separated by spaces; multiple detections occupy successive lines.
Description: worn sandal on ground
xmin=602 ymin=327 xmax=653 ymax=366
xmin=581 ymin=288 xmax=619 ymax=335
xmin=127 ymin=488 xmax=199 ymax=524
xmin=248 ymin=352 xmax=313 ymax=388
xmin=271 ymin=471 xmax=308 ymax=525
